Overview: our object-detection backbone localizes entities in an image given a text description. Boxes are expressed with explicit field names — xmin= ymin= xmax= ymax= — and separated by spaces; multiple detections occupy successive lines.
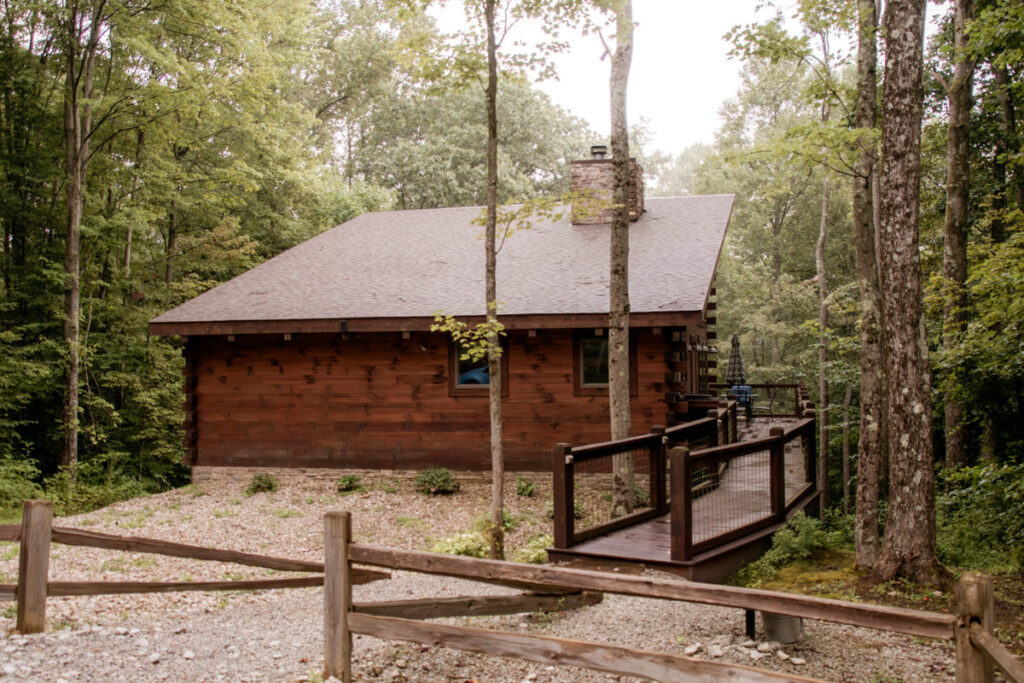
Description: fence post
xmin=324 ymin=510 xmax=353 ymax=682
xmin=16 ymin=499 xmax=52 ymax=634
xmin=803 ymin=408 xmax=818 ymax=496
xmin=649 ymin=426 xmax=668 ymax=515
xmin=768 ymin=427 xmax=786 ymax=520
xmin=955 ymin=572 xmax=994 ymax=683
xmin=669 ymin=447 xmax=693 ymax=561
xmin=706 ymin=409 xmax=720 ymax=447
xmin=551 ymin=443 xmax=574 ymax=548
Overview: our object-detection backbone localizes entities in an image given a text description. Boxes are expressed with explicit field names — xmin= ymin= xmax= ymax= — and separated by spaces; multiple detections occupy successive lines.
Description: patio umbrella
xmin=726 ymin=333 xmax=746 ymax=386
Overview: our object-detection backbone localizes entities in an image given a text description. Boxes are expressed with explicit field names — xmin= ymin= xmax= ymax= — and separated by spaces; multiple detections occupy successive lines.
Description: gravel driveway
xmin=0 ymin=477 xmax=955 ymax=681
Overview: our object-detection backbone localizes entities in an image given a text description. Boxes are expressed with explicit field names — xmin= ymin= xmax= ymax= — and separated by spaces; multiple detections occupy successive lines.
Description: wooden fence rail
xmin=326 ymin=512 xmax=1023 ymax=683
xmin=4 ymin=503 xmax=1022 ymax=682
xmin=0 ymin=499 xmax=388 ymax=633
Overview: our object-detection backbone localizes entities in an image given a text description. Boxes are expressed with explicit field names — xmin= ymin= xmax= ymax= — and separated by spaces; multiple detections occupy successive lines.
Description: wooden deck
xmin=548 ymin=418 xmax=820 ymax=582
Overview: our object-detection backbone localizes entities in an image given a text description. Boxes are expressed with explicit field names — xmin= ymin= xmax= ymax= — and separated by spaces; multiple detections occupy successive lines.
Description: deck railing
xmin=710 ymin=381 xmax=813 ymax=418
xmin=552 ymin=402 xmax=737 ymax=549
xmin=669 ymin=416 xmax=817 ymax=561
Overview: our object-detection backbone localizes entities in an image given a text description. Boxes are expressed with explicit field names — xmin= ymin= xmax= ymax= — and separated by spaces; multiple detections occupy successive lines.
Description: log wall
xmin=187 ymin=328 xmax=687 ymax=471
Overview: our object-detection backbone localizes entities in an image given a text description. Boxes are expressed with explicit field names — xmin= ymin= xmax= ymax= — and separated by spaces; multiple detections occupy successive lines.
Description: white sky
xmin=431 ymin=1 xmax=945 ymax=158
xmin=431 ymin=1 xmax=787 ymax=157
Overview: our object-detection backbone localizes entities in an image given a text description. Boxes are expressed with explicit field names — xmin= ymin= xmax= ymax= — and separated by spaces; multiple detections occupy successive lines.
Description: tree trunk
xmin=61 ymin=3 xmax=102 ymax=474
xmin=817 ymin=173 xmax=830 ymax=511
xmin=873 ymin=0 xmax=948 ymax=587
xmin=942 ymin=0 xmax=973 ymax=470
xmin=608 ymin=0 xmax=634 ymax=517
xmin=991 ymin=63 xmax=1020 ymax=243
xmin=842 ymin=384 xmax=853 ymax=513
xmin=483 ymin=0 xmax=504 ymax=561
xmin=853 ymin=0 xmax=884 ymax=569
xmin=165 ymin=200 xmax=177 ymax=286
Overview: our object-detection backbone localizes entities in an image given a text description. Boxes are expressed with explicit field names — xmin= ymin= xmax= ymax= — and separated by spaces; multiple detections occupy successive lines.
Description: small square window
xmin=448 ymin=339 xmax=509 ymax=397
xmin=572 ymin=331 xmax=639 ymax=397
xmin=579 ymin=338 xmax=609 ymax=387
xmin=456 ymin=348 xmax=490 ymax=386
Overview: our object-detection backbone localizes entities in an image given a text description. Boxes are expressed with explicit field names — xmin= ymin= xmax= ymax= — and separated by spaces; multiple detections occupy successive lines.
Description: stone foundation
xmin=191 ymin=465 xmax=535 ymax=485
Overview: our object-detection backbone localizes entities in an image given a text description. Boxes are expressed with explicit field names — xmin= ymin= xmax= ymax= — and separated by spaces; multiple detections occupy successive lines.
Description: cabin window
xmin=573 ymin=332 xmax=639 ymax=397
xmin=448 ymin=340 xmax=509 ymax=397
xmin=579 ymin=338 xmax=609 ymax=387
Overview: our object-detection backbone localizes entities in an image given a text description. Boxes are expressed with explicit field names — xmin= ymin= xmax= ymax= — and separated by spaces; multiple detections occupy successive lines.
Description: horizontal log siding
xmin=191 ymin=329 xmax=670 ymax=471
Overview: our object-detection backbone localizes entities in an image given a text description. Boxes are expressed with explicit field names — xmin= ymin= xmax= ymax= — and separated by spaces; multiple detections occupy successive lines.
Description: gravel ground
xmin=0 ymin=476 xmax=956 ymax=682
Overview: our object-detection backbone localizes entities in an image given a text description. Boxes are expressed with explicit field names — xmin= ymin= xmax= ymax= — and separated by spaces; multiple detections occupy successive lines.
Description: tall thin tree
xmin=607 ymin=0 xmax=634 ymax=516
xmin=853 ymin=0 xmax=885 ymax=569
xmin=941 ymin=0 xmax=974 ymax=470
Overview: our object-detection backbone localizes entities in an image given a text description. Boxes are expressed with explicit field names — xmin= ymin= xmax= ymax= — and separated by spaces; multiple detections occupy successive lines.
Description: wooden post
xmin=669 ymin=447 xmax=692 ymax=561
xmin=768 ymin=427 xmax=786 ymax=520
xmin=956 ymin=572 xmax=994 ymax=683
xmin=649 ymin=426 xmax=668 ymax=514
xmin=324 ymin=510 xmax=353 ymax=682
xmin=551 ymin=443 xmax=574 ymax=548
xmin=16 ymin=500 xmax=52 ymax=634
xmin=706 ymin=409 xmax=720 ymax=448
xmin=804 ymin=409 xmax=818 ymax=490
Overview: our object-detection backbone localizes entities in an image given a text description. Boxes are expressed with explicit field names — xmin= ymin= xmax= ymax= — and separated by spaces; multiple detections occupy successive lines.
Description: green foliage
xmin=414 ymin=468 xmax=460 ymax=496
xmin=43 ymin=470 xmax=147 ymax=518
xmin=515 ymin=476 xmax=537 ymax=497
xmin=245 ymin=474 xmax=279 ymax=497
xmin=336 ymin=475 xmax=365 ymax=494
xmin=514 ymin=533 xmax=553 ymax=564
xmin=0 ymin=454 xmax=43 ymax=512
xmin=431 ymin=531 xmax=488 ymax=558
xmin=732 ymin=512 xmax=834 ymax=586
xmin=545 ymin=498 xmax=584 ymax=520
xmin=474 ymin=510 xmax=519 ymax=534
xmin=936 ymin=464 xmax=1024 ymax=571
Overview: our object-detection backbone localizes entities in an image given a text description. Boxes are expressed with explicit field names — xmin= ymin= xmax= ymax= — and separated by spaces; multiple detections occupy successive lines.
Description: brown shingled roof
xmin=150 ymin=195 xmax=733 ymax=335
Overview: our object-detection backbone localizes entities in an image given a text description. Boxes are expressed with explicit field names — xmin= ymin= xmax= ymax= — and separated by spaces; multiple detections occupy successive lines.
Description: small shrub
xmin=474 ymin=510 xmax=519 ymax=534
xmin=516 ymin=476 xmax=537 ymax=497
xmin=545 ymin=499 xmax=584 ymax=520
xmin=633 ymin=486 xmax=651 ymax=508
xmin=414 ymin=467 xmax=459 ymax=495
xmin=336 ymin=474 xmax=365 ymax=494
xmin=514 ymin=533 xmax=553 ymax=564
xmin=732 ymin=512 xmax=828 ymax=586
xmin=431 ymin=531 xmax=487 ymax=557
xmin=0 ymin=454 xmax=43 ymax=512
xmin=936 ymin=463 xmax=1024 ymax=571
xmin=245 ymin=473 xmax=278 ymax=496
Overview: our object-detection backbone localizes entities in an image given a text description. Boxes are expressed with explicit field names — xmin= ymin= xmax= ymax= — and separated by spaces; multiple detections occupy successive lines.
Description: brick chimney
xmin=570 ymin=145 xmax=645 ymax=225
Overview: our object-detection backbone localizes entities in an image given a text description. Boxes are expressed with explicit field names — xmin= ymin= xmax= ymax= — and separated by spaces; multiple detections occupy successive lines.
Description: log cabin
xmin=149 ymin=153 xmax=733 ymax=478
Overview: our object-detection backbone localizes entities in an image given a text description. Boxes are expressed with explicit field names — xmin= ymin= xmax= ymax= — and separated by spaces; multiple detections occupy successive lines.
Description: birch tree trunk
xmin=60 ymin=1 xmax=104 ymax=473
xmin=853 ymin=0 xmax=884 ymax=569
xmin=873 ymin=0 xmax=948 ymax=586
xmin=817 ymin=173 xmax=830 ymax=512
xmin=941 ymin=0 xmax=973 ymax=470
xmin=484 ymin=0 xmax=505 ymax=560
xmin=608 ymin=0 xmax=634 ymax=517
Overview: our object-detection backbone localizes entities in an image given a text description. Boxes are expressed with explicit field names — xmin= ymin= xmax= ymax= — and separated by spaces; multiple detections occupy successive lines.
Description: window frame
xmin=572 ymin=331 xmax=639 ymax=397
xmin=448 ymin=338 xmax=510 ymax=397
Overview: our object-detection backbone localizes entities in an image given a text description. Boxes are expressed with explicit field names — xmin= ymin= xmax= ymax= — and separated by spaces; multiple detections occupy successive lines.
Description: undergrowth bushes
xmin=936 ymin=463 xmax=1024 ymax=571
xmin=732 ymin=511 xmax=852 ymax=586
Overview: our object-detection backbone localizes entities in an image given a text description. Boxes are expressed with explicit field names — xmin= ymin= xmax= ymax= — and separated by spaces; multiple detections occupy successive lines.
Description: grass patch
xmin=272 ymin=508 xmax=301 ymax=519
xmin=213 ymin=509 xmax=235 ymax=519
xmin=395 ymin=516 xmax=430 ymax=534
xmin=1 ymin=542 xmax=18 ymax=561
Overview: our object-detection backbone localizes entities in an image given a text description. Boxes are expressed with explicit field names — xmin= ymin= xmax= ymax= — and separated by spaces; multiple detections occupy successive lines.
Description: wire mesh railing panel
xmin=572 ymin=448 xmax=654 ymax=537
xmin=690 ymin=449 xmax=772 ymax=545
xmin=785 ymin=427 xmax=813 ymax=505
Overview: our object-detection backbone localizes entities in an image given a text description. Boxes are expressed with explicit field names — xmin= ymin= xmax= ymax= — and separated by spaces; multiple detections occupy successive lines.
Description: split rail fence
xmin=2 ymin=502 xmax=1023 ymax=682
